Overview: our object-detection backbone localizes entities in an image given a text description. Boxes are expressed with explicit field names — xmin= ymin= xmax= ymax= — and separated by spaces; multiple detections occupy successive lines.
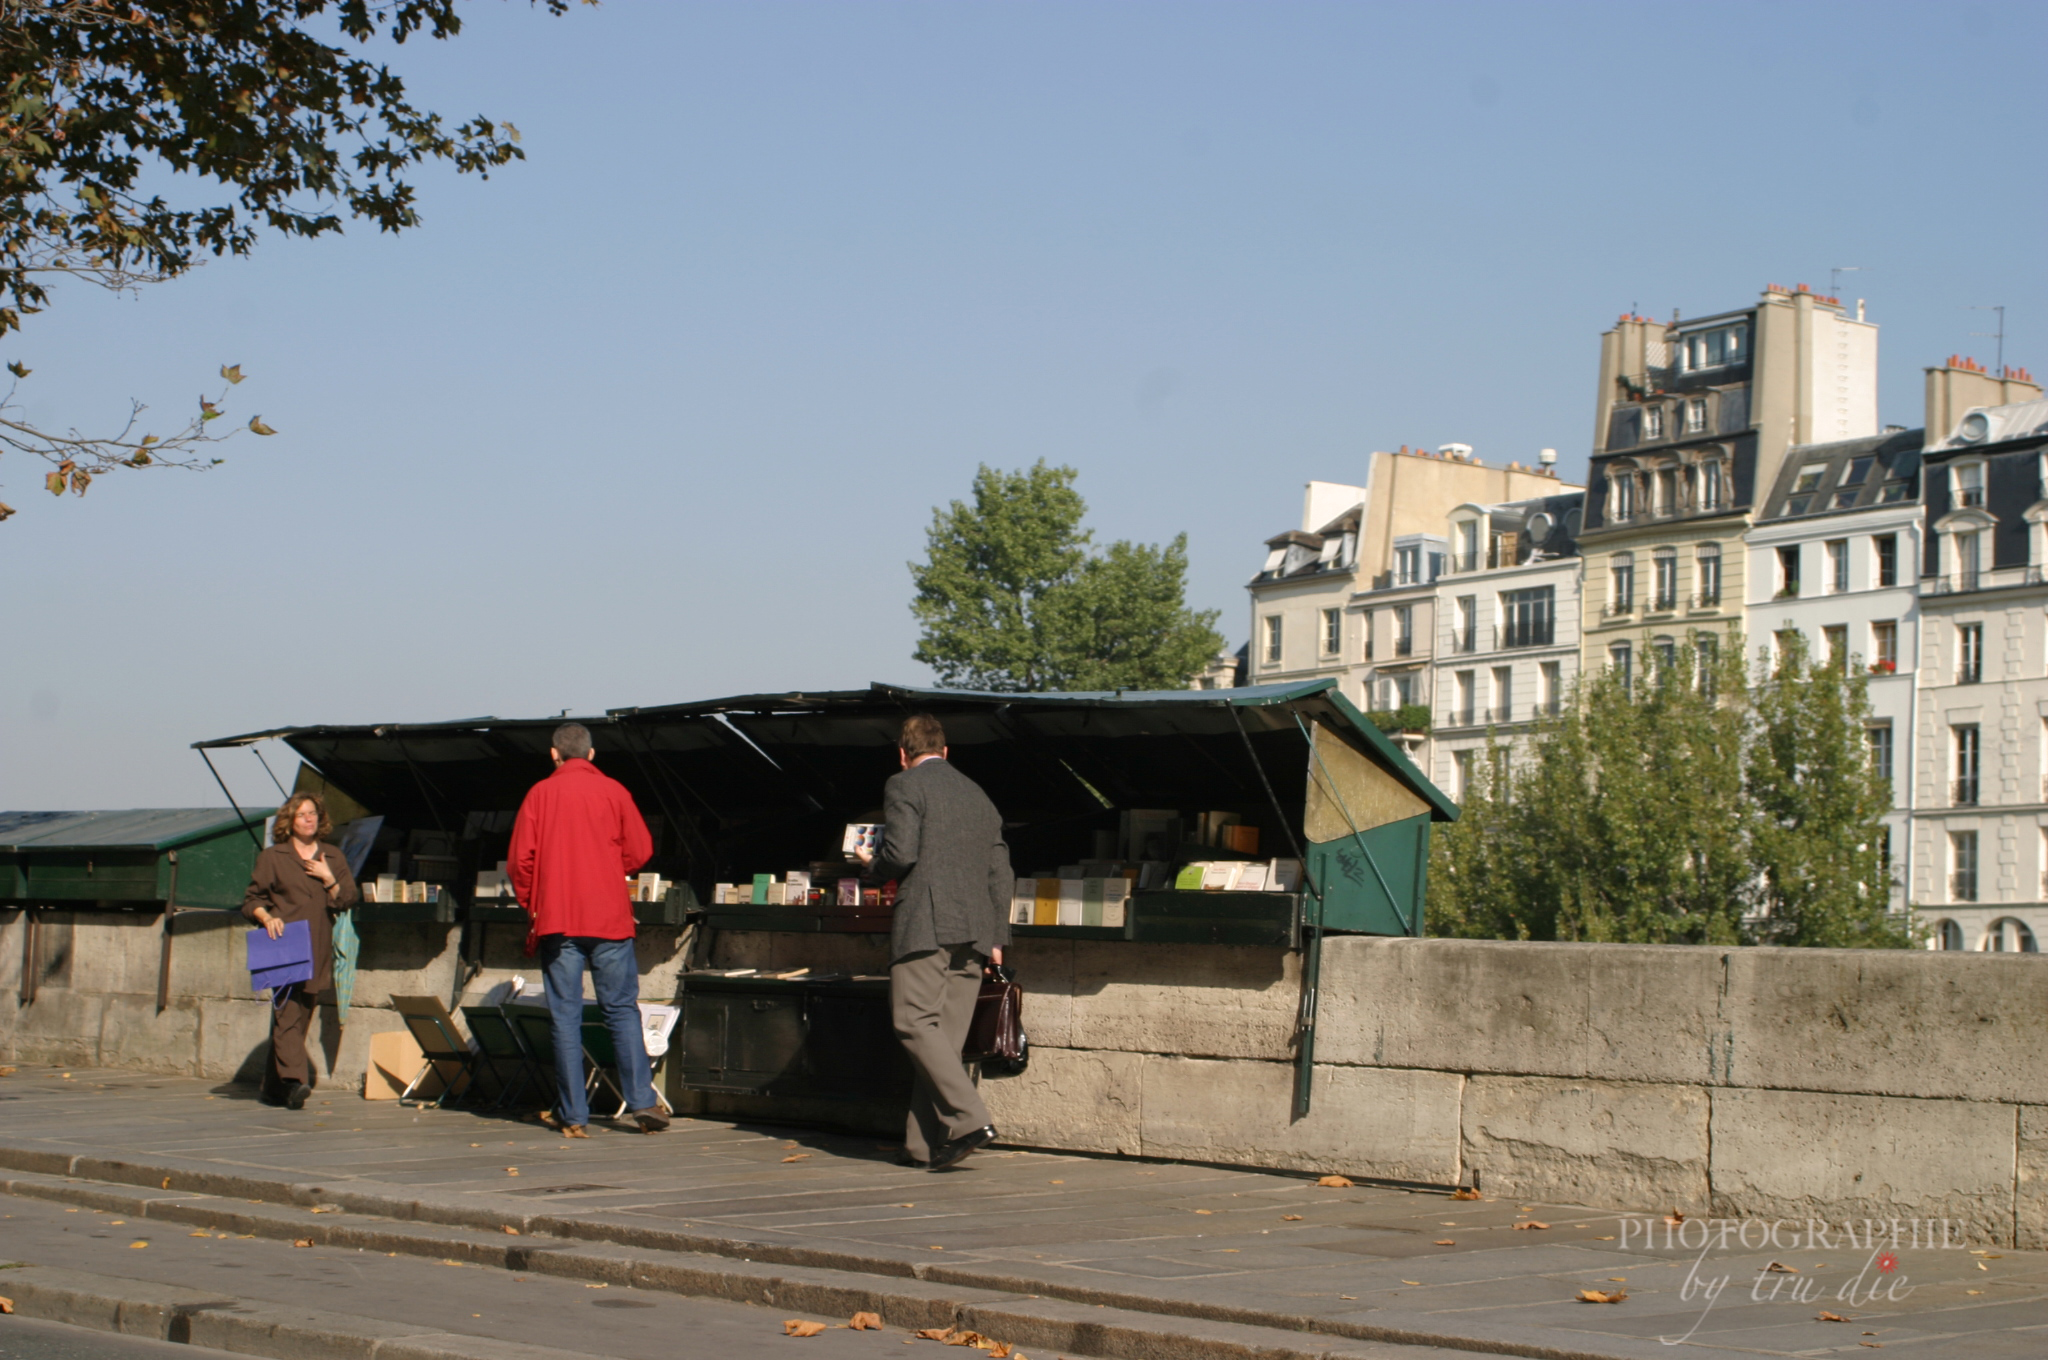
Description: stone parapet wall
xmin=7 ymin=913 xmax=2046 ymax=1245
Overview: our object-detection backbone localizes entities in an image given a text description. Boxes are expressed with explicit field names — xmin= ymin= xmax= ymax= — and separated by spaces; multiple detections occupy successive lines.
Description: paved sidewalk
xmin=0 ymin=1065 xmax=2041 ymax=1358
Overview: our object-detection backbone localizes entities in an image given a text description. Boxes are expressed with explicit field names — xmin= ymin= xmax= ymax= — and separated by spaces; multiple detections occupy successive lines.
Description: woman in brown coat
xmin=242 ymin=793 xmax=359 ymax=1108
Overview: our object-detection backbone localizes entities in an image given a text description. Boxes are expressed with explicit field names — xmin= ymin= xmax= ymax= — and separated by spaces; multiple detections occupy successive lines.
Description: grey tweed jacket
xmin=874 ymin=757 xmax=1013 ymax=962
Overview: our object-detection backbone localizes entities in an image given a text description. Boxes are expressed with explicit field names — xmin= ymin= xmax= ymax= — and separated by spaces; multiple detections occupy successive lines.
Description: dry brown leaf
xmin=1983 ymin=1253 xmax=2005 ymax=1259
xmin=1048 ymin=1180 xmax=1063 ymax=1185
xmin=1978 ymin=1262 xmax=1989 ymax=1271
xmin=1513 ymin=1221 xmax=1550 ymax=1231
xmin=849 ymin=1312 xmax=883 ymax=1330
xmin=0 ymin=1067 xmax=15 ymax=1077
xmin=1859 ymin=1344 xmax=1882 ymax=1350
xmin=784 ymin=1319 xmax=827 ymax=1337
xmin=128 ymin=1241 xmax=148 ymax=1250
xmin=1818 ymin=1311 xmax=1852 ymax=1323
xmin=914 ymin=1327 xmax=955 ymax=1341
xmin=1401 ymin=1279 xmax=1421 ymax=1286
xmin=309 ymin=1206 xmax=339 ymax=1214
xmin=161 ymin=1177 xmax=172 ymax=1189
xmin=1316 ymin=1175 xmax=1353 ymax=1188
xmin=782 ymin=1154 xmax=811 ymax=1163
xmin=1664 ymin=1210 xmax=1685 ymax=1225
xmin=1450 ymin=1187 xmax=1481 ymax=1200
xmin=0 ymin=1297 xmax=11 ymax=1314
xmin=189 ymin=1231 xmax=210 ymax=1237
xmin=506 ymin=1169 xmax=519 ymax=1176
xmin=1193 ymin=1209 xmax=1213 ymax=1215
xmin=292 ymin=1239 xmax=314 ymax=1248
xmin=1765 ymin=1261 xmax=1797 ymax=1273
xmin=1594 ymin=1235 xmax=1616 ymax=1241
xmin=1281 ymin=1214 xmax=1303 ymax=1221
xmin=503 ymin=1226 xmax=520 ymax=1235
xmin=1577 ymin=1289 xmax=1627 ymax=1304
xmin=1967 ymin=1289 xmax=1984 ymax=1295
xmin=945 ymin=1331 xmax=995 ymax=1349
xmin=1433 ymin=1239 xmax=1455 ymax=1246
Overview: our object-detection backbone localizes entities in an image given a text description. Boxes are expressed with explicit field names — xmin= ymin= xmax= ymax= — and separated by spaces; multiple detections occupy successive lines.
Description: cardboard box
xmin=364 ymin=1028 xmax=465 ymax=1101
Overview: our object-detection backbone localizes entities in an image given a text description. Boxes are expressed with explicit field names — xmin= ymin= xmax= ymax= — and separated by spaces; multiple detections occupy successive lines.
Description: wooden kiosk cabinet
xmin=676 ymin=973 xmax=911 ymax=1098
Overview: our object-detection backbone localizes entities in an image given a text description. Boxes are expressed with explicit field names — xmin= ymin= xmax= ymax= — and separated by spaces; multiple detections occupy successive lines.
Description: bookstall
xmin=193 ymin=678 xmax=1453 ymax=1119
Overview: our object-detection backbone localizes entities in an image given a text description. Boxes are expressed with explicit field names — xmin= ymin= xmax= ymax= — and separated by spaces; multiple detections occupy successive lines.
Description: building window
xmin=1959 ymin=623 xmax=1984 ymax=684
xmin=1954 ymin=530 xmax=1983 ymax=590
xmin=1826 ymin=539 xmax=1849 ymax=593
xmin=1684 ymin=399 xmax=1706 ymax=434
xmin=1644 ymin=406 xmax=1665 ymax=441
xmin=1696 ymin=633 xmax=1719 ymax=698
xmin=1777 ymin=545 xmax=1800 ymax=598
xmin=1652 ymin=547 xmax=1678 ymax=610
xmin=1936 ymin=919 xmax=1965 ymax=950
xmin=1363 ymin=610 xmax=1375 ymax=661
xmin=1609 ymin=641 xmax=1633 ymax=690
xmin=1696 ymin=544 xmax=1722 ymax=606
xmin=1682 ymin=324 xmax=1745 ymax=371
xmin=1453 ymin=519 xmax=1480 ymax=573
xmin=1874 ymin=533 xmax=1897 ymax=588
xmin=1453 ymin=670 xmax=1476 ymax=725
xmin=1610 ymin=469 xmax=1636 ymax=521
xmin=1321 ymin=608 xmax=1341 ymax=657
xmin=1655 ymin=467 xmax=1678 ymax=515
xmin=1394 ymin=605 xmax=1414 ymax=657
xmin=1452 ymin=749 xmax=1474 ymax=799
xmin=1653 ymin=636 xmax=1677 ymax=681
xmin=1610 ymin=553 xmax=1635 ymax=612
xmin=1954 ymin=724 xmax=1981 ymax=805
xmin=1987 ymin=918 xmax=2038 ymax=952
xmin=1951 ymin=830 xmax=1979 ymax=901
xmin=1699 ymin=459 xmax=1724 ymax=510
xmin=1501 ymin=586 xmax=1555 ymax=648
xmin=1395 ymin=545 xmax=1421 ymax=585
xmin=1263 ymin=615 xmax=1283 ymax=665
xmin=1866 ymin=722 xmax=1893 ymax=786
xmin=1871 ymin=620 xmax=1897 ymax=671
xmin=1824 ymin=624 xmax=1848 ymax=669
xmin=1539 ymin=660 xmax=1561 ymax=714
xmin=1492 ymin=666 xmax=1512 ymax=723
xmin=1955 ymin=462 xmax=1985 ymax=509
xmin=1454 ymin=596 xmax=1477 ymax=653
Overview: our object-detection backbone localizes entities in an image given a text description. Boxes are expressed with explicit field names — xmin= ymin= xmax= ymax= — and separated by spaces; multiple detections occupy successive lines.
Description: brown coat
xmin=241 ymin=841 xmax=358 ymax=991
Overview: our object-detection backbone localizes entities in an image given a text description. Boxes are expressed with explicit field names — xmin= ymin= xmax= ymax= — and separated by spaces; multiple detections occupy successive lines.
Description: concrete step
xmin=0 ymin=1167 xmax=1506 ymax=1360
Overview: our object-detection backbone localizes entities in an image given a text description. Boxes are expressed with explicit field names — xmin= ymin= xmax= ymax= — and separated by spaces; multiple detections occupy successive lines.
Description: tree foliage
xmin=1429 ymin=631 xmax=1911 ymax=949
xmin=911 ymin=461 xmax=1225 ymax=692
xmin=0 ymin=0 xmax=582 ymax=520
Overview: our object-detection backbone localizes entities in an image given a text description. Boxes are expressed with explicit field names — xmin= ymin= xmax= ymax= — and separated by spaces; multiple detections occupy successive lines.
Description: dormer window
xmin=1699 ymin=459 xmax=1725 ymax=510
xmin=1396 ymin=544 xmax=1421 ymax=585
xmin=1655 ymin=466 xmax=1679 ymax=515
xmin=1955 ymin=462 xmax=1985 ymax=509
xmin=1609 ymin=465 xmax=1637 ymax=521
xmin=1683 ymin=399 xmax=1706 ymax=434
xmin=1643 ymin=406 xmax=1665 ymax=441
xmin=1682 ymin=324 xmax=1745 ymax=371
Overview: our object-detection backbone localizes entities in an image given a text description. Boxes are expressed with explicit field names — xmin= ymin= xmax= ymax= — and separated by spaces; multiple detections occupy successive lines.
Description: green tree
xmin=1428 ymin=629 xmax=1908 ymax=948
xmin=1747 ymin=633 xmax=1910 ymax=947
xmin=0 ymin=0 xmax=584 ymax=521
xmin=912 ymin=461 xmax=1224 ymax=692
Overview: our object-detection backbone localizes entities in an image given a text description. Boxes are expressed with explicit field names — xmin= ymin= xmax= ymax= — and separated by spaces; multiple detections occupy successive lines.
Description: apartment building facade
xmin=1423 ymin=493 xmax=1585 ymax=799
xmin=1578 ymin=286 xmax=1880 ymax=678
xmin=1246 ymin=449 xmax=1571 ymax=712
xmin=1745 ymin=428 xmax=1924 ymax=911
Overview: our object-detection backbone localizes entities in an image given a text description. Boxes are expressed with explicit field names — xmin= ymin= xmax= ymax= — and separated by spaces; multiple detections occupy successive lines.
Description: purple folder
xmin=247 ymin=919 xmax=315 ymax=993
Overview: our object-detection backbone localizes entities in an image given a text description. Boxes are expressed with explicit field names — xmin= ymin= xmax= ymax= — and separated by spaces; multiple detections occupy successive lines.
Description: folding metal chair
xmin=388 ymin=995 xmax=479 ymax=1109
xmin=461 ymin=1004 xmax=546 ymax=1109
xmin=507 ymin=1000 xmax=620 ymax=1116
xmin=578 ymin=1011 xmax=629 ymax=1119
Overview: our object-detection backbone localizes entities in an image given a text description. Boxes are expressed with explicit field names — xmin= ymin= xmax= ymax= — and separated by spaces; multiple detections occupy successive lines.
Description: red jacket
xmin=509 ymin=758 xmax=653 ymax=950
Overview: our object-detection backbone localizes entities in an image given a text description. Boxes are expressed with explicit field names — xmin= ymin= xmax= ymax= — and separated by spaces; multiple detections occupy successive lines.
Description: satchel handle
xmin=985 ymin=962 xmax=1014 ymax=984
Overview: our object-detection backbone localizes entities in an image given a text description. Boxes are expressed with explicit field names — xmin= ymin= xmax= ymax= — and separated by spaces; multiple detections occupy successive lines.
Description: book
xmin=841 ymin=823 xmax=884 ymax=856
xmin=1081 ymin=877 xmax=1105 ymax=927
xmin=1034 ymin=878 xmax=1058 ymax=926
xmin=751 ymin=873 xmax=773 ymax=905
xmin=1011 ymin=878 xmax=1037 ymax=926
xmin=1120 ymin=809 xmax=1181 ymax=861
xmin=837 ymin=878 xmax=860 ymax=907
xmin=1102 ymin=876 xmax=1130 ymax=928
xmin=1229 ymin=863 xmax=1269 ymax=892
xmin=1173 ymin=863 xmax=1207 ymax=891
xmin=785 ymin=871 xmax=811 ymax=902
xmin=713 ymin=883 xmax=733 ymax=905
xmin=1225 ymin=825 xmax=1261 ymax=855
xmin=1056 ymin=878 xmax=1083 ymax=926
xmin=1201 ymin=862 xmax=1238 ymax=891
xmin=1270 ymin=858 xmax=1303 ymax=893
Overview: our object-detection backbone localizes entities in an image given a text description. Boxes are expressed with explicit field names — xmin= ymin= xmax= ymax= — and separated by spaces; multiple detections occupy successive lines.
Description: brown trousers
xmin=266 ymin=987 xmax=316 ymax=1091
xmin=891 ymin=944 xmax=989 ymax=1161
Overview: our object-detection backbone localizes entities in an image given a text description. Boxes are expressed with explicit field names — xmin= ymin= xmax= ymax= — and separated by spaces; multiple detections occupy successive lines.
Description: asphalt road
xmin=0 ymin=1191 xmax=1081 ymax=1359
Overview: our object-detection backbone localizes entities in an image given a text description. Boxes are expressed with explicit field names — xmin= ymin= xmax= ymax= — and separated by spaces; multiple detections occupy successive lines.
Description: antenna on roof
xmin=1966 ymin=305 xmax=2006 ymax=374
xmin=1830 ymin=265 xmax=1861 ymax=300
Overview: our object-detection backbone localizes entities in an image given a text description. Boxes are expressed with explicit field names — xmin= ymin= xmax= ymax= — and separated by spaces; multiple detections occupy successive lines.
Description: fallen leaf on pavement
xmin=944 ymin=1331 xmax=995 ymax=1349
xmin=189 ymin=1231 xmax=210 ymax=1237
xmin=309 ymin=1206 xmax=339 ymax=1214
xmin=506 ymin=1168 xmax=519 ymax=1176
xmin=1577 ymin=1289 xmax=1627 ymax=1304
xmin=0 ymin=1067 xmax=15 ymax=1077
xmin=1594 ymin=1235 xmax=1616 ymax=1241
xmin=1193 ymin=1209 xmax=1212 ymax=1215
xmin=1979 ymin=1262 xmax=1989 ymax=1271
xmin=849 ymin=1312 xmax=882 ymax=1330
xmin=1316 ymin=1175 xmax=1353 ymax=1188
xmin=503 ymin=1226 xmax=520 ymax=1235
xmin=782 ymin=1154 xmax=810 ymax=1163
xmin=784 ymin=1319 xmax=826 ymax=1337
xmin=128 ymin=1242 xmax=148 ymax=1250
xmin=161 ymin=1177 xmax=171 ymax=1189
xmin=0 ymin=1297 xmax=12 ymax=1314
xmin=1967 ymin=1289 xmax=1984 ymax=1295
xmin=1281 ymin=1214 xmax=1302 ymax=1221
xmin=914 ymin=1327 xmax=955 ymax=1341
xmin=1401 ymin=1279 xmax=1421 ymax=1286
xmin=1860 ymin=1344 xmax=1881 ymax=1349
xmin=898 ymin=1204 xmax=915 ymax=1208
xmin=1664 ymin=1210 xmax=1685 ymax=1225
xmin=585 ymin=1284 xmax=607 ymax=1289
xmin=1339 ymin=1294 xmax=1357 ymax=1300
xmin=292 ymin=1239 xmax=313 ymax=1248
xmin=1451 ymin=1187 xmax=1480 ymax=1200
xmin=1818 ymin=1311 xmax=1851 ymax=1322
xmin=1048 ymin=1180 xmax=1063 ymax=1185
xmin=1433 ymin=1239 xmax=1455 ymax=1246
xmin=1513 ymin=1222 xmax=1550 ymax=1231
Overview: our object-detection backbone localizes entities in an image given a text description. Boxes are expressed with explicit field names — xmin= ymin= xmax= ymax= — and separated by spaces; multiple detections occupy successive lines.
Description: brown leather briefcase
xmin=963 ymin=963 xmax=1027 ymax=1074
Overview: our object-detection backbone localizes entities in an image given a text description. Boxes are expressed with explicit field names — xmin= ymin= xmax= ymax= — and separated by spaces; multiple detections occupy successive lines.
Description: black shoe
xmin=896 ymin=1153 xmax=929 ymax=1169
xmin=285 ymin=1083 xmax=312 ymax=1111
xmin=256 ymin=1089 xmax=287 ymax=1108
xmin=630 ymin=1106 xmax=670 ymax=1134
xmin=928 ymin=1125 xmax=996 ymax=1172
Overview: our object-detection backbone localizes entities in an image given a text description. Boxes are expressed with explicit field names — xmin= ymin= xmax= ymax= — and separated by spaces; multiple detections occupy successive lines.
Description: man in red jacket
xmin=509 ymin=722 xmax=667 ymax=1136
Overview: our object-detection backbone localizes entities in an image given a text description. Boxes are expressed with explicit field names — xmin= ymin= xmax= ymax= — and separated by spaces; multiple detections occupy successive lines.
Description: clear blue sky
xmin=4 ymin=0 xmax=2042 ymax=808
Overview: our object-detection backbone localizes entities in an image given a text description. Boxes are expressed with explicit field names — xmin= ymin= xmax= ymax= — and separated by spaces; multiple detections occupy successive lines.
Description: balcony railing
xmin=1953 ymin=777 xmax=1980 ymax=807
xmin=1450 ymin=630 xmax=1478 ymax=654
xmin=1951 ymin=873 xmax=1978 ymax=902
xmin=1651 ymin=593 xmax=1679 ymax=612
xmin=1501 ymin=625 xmax=1555 ymax=649
xmin=1448 ymin=551 xmax=1482 ymax=574
xmin=1693 ymin=590 xmax=1722 ymax=608
xmin=1394 ymin=638 xmax=1414 ymax=657
xmin=1602 ymin=601 xmax=1635 ymax=618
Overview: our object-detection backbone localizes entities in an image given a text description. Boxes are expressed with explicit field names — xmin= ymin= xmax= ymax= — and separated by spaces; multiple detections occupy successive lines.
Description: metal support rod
xmin=199 ymin=749 xmax=264 ymax=848
xmin=20 ymin=909 xmax=39 ymax=1005
xmin=1227 ymin=704 xmax=1325 ymax=1122
xmin=156 ymin=851 xmax=181 ymax=1013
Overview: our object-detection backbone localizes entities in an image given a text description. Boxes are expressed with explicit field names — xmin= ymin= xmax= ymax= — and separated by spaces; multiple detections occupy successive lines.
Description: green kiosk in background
xmin=0 ymin=807 xmax=271 ymax=1009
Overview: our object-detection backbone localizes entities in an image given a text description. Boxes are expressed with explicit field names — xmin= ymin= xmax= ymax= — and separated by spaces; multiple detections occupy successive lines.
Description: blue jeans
xmin=538 ymin=935 xmax=657 ymax=1126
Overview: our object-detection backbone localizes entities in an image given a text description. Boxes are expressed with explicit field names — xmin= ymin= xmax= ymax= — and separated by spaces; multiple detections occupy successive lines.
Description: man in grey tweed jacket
xmin=857 ymin=713 xmax=1013 ymax=1171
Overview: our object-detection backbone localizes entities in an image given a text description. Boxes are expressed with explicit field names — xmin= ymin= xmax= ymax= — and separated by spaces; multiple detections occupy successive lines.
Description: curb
xmin=0 ymin=1147 xmax=1658 ymax=1360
